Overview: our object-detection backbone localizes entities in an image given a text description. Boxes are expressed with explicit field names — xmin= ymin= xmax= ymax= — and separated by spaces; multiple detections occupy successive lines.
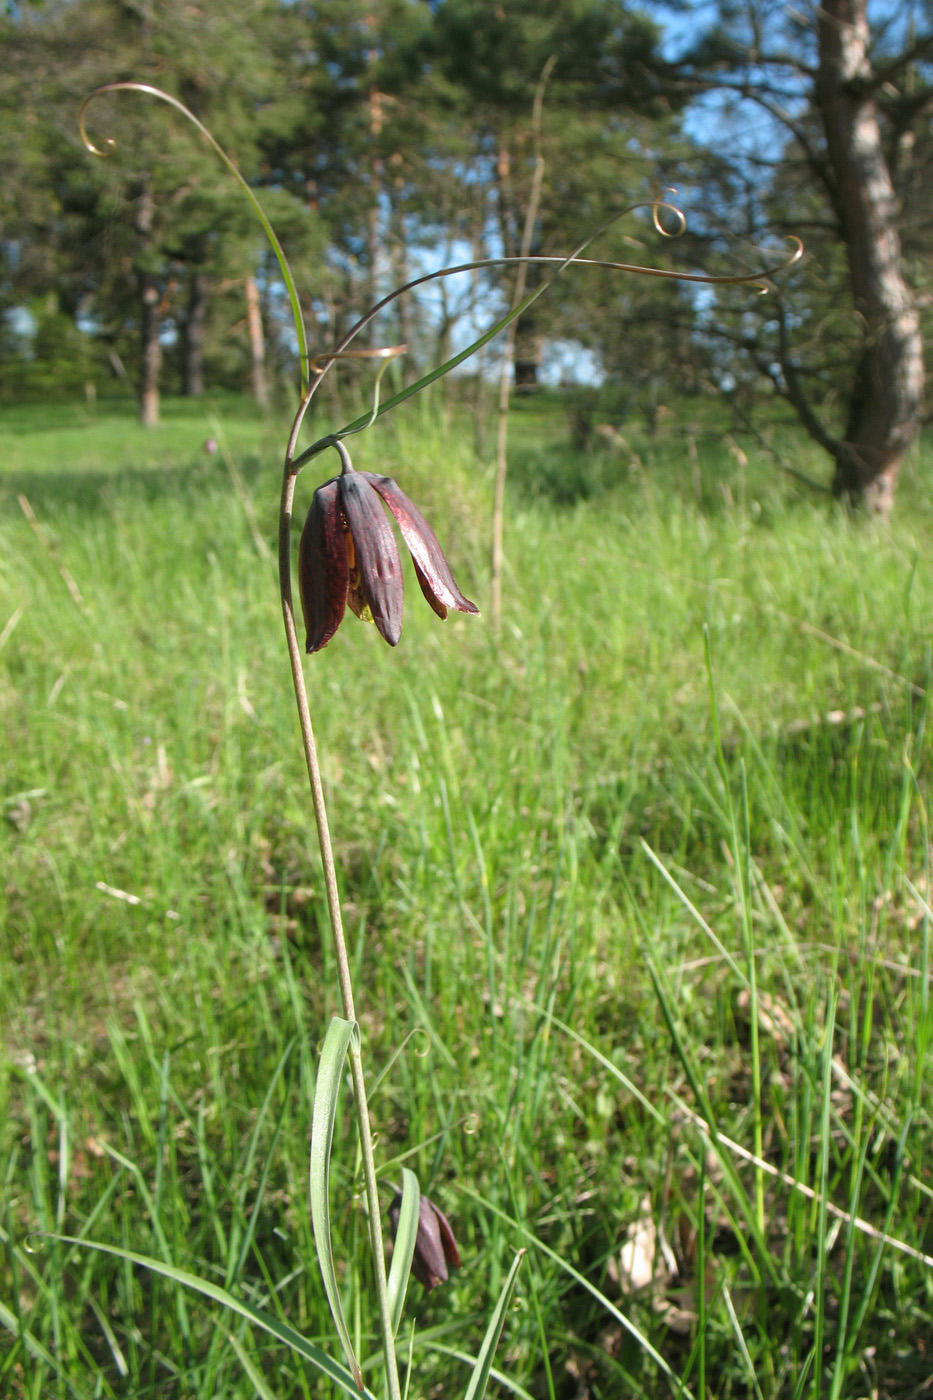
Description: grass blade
xmin=310 ymin=1016 xmax=363 ymax=1390
xmin=37 ymin=1234 xmax=379 ymax=1398
xmin=387 ymin=1167 xmax=420 ymax=1337
xmin=463 ymin=1250 xmax=525 ymax=1400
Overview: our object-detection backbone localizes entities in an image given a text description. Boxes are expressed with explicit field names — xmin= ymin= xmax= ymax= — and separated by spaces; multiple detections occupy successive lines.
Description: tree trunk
xmin=183 ymin=269 xmax=208 ymax=398
xmin=366 ymin=75 xmax=384 ymax=346
xmin=244 ymin=275 xmax=269 ymax=406
xmin=138 ymin=285 xmax=161 ymax=427
xmin=495 ymin=140 xmax=541 ymax=392
xmin=389 ymin=194 xmax=411 ymax=370
xmin=491 ymin=69 xmax=551 ymax=631
xmin=816 ymin=0 xmax=925 ymax=513
xmin=134 ymin=185 xmax=161 ymax=428
xmin=513 ymin=315 xmax=541 ymax=392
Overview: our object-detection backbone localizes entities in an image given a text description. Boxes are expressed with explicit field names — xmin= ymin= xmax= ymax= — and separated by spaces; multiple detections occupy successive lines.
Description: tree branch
xmin=771 ymin=298 xmax=841 ymax=461
xmin=861 ymin=30 xmax=933 ymax=93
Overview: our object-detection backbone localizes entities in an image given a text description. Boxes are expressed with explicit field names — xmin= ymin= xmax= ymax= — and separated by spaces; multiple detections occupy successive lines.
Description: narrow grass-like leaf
xmin=37 ymin=1235 xmax=379 ymax=1398
xmin=229 ymin=1039 xmax=295 ymax=1288
xmin=723 ymin=1284 xmax=764 ymax=1400
xmin=696 ymin=1159 xmax=707 ymax=1399
xmin=85 ymin=1293 xmax=129 ymax=1378
xmin=462 ymin=1189 xmax=692 ymax=1398
xmin=316 ymin=242 xmax=802 ymax=453
xmin=526 ymin=1002 xmax=665 ymax=1124
xmin=387 ymin=1167 xmax=420 ymax=1336
xmin=813 ymin=989 xmax=837 ymax=1400
xmin=310 ymin=1016 xmax=363 ymax=1391
xmin=463 ymin=1249 xmax=525 ymax=1400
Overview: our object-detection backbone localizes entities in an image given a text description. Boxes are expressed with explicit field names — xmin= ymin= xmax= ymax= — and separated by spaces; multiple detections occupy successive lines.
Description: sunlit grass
xmin=1 ymin=394 xmax=931 ymax=1398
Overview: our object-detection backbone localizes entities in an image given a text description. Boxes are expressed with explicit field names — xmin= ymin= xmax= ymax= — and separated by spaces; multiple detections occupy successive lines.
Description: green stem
xmin=278 ymin=422 xmax=401 ymax=1400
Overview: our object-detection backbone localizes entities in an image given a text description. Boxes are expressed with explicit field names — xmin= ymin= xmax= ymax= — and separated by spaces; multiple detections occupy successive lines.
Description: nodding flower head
xmin=298 ymin=447 xmax=479 ymax=653
xmin=388 ymin=1191 xmax=462 ymax=1292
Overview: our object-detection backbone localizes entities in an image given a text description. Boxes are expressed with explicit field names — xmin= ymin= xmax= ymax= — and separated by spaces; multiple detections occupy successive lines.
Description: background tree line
xmin=1 ymin=0 xmax=931 ymax=509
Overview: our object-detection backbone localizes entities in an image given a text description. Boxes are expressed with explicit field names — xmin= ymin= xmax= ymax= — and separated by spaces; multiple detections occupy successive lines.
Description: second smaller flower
xmin=388 ymin=1190 xmax=462 ymax=1292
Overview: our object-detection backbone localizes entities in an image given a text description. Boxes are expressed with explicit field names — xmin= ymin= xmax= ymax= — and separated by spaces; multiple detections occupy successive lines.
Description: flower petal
xmin=298 ymin=478 xmax=348 ymax=653
xmin=431 ymin=1200 xmax=461 ymax=1275
xmin=412 ymin=560 xmax=448 ymax=620
xmin=362 ymin=473 xmax=479 ymax=619
xmin=338 ymin=474 xmax=404 ymax=647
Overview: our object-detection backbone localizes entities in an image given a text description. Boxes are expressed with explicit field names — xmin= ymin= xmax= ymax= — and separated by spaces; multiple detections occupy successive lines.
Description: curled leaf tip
xmin=308 ymin=344 xmax=408 ymax=374
xmin=78 ymin=90 xmax=117 ymax=157
xmin=78 ymin=79 xmax=309 ymax=390
xmin=652 ymin=196 xmax=686 ymax=239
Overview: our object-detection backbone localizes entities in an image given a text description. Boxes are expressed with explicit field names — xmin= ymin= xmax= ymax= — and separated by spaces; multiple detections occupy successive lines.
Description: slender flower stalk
xmin=278 ymin=398 xmax=403 ymax=1400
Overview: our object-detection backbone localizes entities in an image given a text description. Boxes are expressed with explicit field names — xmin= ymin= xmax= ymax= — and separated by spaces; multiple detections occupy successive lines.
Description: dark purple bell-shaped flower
xmin=298 ymin=453 xmax=478 ymax=653
xmin=388 ymin=1191 xmax=462 ymax=1292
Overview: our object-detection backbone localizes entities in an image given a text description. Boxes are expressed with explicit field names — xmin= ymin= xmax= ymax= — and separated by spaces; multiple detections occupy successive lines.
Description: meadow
xmin=1 ymin=389 xmax=931 ymax=1399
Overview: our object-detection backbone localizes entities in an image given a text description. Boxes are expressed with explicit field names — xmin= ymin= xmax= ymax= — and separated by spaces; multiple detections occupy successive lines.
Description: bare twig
xmin=674 ymin=1099 xmax=933 ymax=1271
xmin=490 ymin=55 xmax=556 ymax=633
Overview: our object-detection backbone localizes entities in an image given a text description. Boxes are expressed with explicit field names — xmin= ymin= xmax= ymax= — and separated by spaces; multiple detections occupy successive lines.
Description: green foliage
xmin=1 ymin=396 xmax=931 ymax=1397
xmin=2 ymin=0 xmax=931 ymax=467
xmin=0 ymin=0 xmax=702 ymax=410
xmin=1 ymin=0 xmax=325 ymax=405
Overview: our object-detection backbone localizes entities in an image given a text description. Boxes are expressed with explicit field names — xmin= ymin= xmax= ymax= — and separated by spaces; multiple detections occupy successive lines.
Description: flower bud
xmin=388 ymin=1191 xmax=461 ymax=1291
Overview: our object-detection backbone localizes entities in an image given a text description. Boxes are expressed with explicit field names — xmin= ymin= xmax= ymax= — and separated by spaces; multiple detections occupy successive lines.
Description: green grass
xmin=1 ymin=391 xmax=931 ymax=1399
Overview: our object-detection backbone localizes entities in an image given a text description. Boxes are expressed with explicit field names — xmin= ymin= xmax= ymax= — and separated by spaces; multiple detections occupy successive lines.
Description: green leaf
xmin=310 ymin=1016 xmax=364 ymax=1391
xmin=34 ymin=1234 xmax=378 ymax=1399
xmin=463 ymin=1250 xmax=525 ymax=1400
xmin=386 ymin=1167 xmax=420 ymax=1336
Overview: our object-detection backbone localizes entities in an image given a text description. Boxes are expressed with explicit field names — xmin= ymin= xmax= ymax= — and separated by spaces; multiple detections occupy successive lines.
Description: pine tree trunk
xmin=513 ymin=313 xmax=541 ymax=393
xmin=495 ymin=141 xmax=540 ymax=392
xmin=183 ymin=269 xmax=208 ymax=397
xmin=134 ymin=185 xmax=161 ymax=428
xmin=366 ymin=78 xmax=383 ymax=346
xmin=816 ymin=0 xmax=925 ymax=514
xmin=244 ymin=275 xmax=269 ymax=406
xmin=138 ymin=286 xmax=161 ymax=427
xmin=389 ymin=196 xmax=411 ymax=368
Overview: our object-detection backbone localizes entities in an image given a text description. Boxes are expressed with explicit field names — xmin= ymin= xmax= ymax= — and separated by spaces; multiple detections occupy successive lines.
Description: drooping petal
xmin=412 ymin=560 xmax=448 ymax=620
xmin=298 ymin=478 xmax=348 ymax=654
xmin=338 ymin=473 xmax=404 ymax=647
xmin=361 ymin=473 xmax=479 ymax=620
xmin=431 ymin=1200 xmax=461 ymax=1277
